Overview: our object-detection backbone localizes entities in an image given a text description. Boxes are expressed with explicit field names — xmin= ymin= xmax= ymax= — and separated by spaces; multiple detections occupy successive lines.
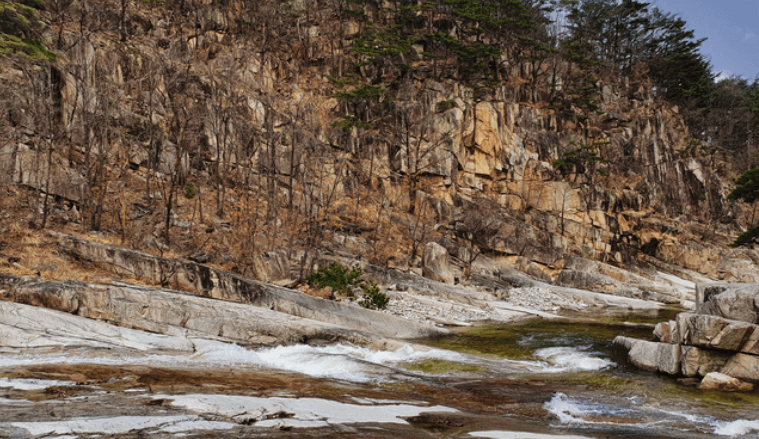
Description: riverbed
xmin=1 ymin=308 xmax=758 ymax=438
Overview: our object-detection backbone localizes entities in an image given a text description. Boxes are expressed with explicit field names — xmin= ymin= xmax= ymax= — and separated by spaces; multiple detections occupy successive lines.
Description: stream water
xmin=417 ymin=309 xmax=759 ymax=438
xmin=3 ymin=308 xmax=759 ymax=437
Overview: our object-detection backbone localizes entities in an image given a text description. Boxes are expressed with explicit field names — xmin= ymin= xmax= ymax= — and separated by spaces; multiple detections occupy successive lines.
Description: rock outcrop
xmin=49 ymin=232 xmax=448 ymax=339
xmin=422 ymin=242 xmax=456 ymax=285
xmin=614 ymin=283 xmax=759 ymax=390
xmin=0 ymin=273 xmax=446 ymax=347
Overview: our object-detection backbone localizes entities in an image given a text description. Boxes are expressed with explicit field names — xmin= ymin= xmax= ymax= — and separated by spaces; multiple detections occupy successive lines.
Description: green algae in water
xmin=421 ymin=318 xmax=657 ymax=361
xmin=403 ymin=359 xmax=481 ymax=374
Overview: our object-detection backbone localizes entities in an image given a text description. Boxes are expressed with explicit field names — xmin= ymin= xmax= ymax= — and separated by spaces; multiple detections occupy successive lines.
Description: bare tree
xmin=456 ymin=199 xmax=502 ymax=279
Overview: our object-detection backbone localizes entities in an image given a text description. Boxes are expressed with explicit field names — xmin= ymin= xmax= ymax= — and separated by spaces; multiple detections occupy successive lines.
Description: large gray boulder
xmin=422 ymin=242 xmax=455 ymax=284
xmin=628 ymin=283 xmax=759 ymax=389
xmin=697 ymin=284 xmax=759 ymax=324
xmin=612 ymin=336 xmax=680 ymax=375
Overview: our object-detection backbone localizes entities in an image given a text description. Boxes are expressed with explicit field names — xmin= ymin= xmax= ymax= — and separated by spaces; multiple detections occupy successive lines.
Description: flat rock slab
xmin=0 ymin=274 xmax=390 ymax=348
xmin=50 ymin=232 xmax=447 ymax=339
xmin=612 ymin=336 xmax=680 ymax=375
xmin=0 ymin=301 xmax=196 ymax=353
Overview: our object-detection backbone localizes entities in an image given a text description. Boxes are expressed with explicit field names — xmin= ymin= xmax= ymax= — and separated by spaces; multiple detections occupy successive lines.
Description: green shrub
xmin=307 ymin=262 xmax=363 ymax=296
xmin=729 ymin=225 xmax=759 ymax=248
xmin=184 ymin=182 xmax=196 ymax=199
xmin=356 ymin=279 xmax=388 ymax=310
xmin=307 ymin=262 xmax=388 ymax=310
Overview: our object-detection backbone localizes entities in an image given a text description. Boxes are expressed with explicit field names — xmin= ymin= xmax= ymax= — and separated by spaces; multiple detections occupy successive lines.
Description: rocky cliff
xmin=1 ymin=0 xmax=758 ymax=298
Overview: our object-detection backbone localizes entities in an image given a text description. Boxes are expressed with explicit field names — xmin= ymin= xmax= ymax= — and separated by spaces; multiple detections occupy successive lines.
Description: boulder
xmin=697 ymin=285 xmax=759 ymax=324
xmin=698 ymin=372 xmax=754 ymax=392
xmin=680 ymin=346 xmax=732 ymax=378
xmin=612 ymin=336 xmax=680 ymax=375
xmin=695 ymin=283 xmax=730 ymax=308
xmin=653 ymin=320 xmax=679 ymax=343
xmin=422 ymin=242 xmax=455 ymax=284
xmin=720 ymin=353 xmax=759 ymax=384
xmin=0 ymin=274 xmax=376 ymax=347
xmin=675 ymin=312 xmax=759 ymax=355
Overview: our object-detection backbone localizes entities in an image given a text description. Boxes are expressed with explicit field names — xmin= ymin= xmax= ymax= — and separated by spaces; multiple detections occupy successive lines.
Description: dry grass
xmin=297 ymin=284 xmax=332 ymax=300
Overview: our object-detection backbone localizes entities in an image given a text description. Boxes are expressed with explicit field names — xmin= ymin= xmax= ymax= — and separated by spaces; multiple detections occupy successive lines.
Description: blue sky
xmin=653 ymin=0 xmax=759 ymax=82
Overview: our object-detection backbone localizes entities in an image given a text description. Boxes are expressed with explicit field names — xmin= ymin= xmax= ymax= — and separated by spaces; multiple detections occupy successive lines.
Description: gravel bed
xmin=502 ymin=287 xmax=587 ymax=312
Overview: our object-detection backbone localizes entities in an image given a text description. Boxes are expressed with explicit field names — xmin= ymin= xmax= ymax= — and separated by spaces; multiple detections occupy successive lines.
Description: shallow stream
xmin=3 ymin=308 xmax=759 ymax=438
xmin=414 ymin=309 xmax=759 ymax=438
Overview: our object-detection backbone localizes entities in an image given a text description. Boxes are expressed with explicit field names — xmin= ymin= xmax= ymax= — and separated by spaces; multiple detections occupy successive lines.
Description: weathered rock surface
xmin=249 ymin=251 xmax=292 ymax=286
xmin=653 ymin=320 xmax=678 ymax=344
xmin=0 ymin=300 xmax=196 ymax=353
xmin=680 ymin=346 xmax=731 ymax=378
xmin=625 ymin=282 xmax=759 ymax=389
xmin=698 ymin=372 xmax=754 ymax=392
xmin=720 ymin=353 xmax=759 ymax=384
xmin=696 ymin=284 xmax=759 ymax=324
xmin=612 ymin=336 xmax=680 ymax=375
xmin=50 ymin=232 xmax=447 ymax=339
xmin=422 ymin=242 xmax=456 ymax=284
xmin=672 ymin=312 xmax=759 ymax=355
xmin=0 ymin=274 xmax=426 ymax=346
xmin=0 ymin=144 xmax=87 ymax=202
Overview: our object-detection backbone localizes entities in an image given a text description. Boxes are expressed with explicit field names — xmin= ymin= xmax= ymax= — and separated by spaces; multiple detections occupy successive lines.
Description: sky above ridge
xmin=653 ymin=0 xmax=759 ymax=82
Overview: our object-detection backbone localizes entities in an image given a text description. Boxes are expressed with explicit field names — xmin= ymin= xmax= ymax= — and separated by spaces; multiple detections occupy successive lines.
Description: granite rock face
xmin=695 ymin=284 xmax=759 ymax=324
xmin=422 ymin=242 xmax=456 ymax=285
xmin=250 ymin=251 xmax=292 ymax=286
xmin=680 ymin=346 xmax=731 ymax=378
xmin=612 ymin=337 xmax=680 ymax=375
xmin=617 ymin=283 xmax=759 ymax=390
xmin=49 ymin=232 xmax=447 ymax=340
xmin=0 ymin=274 xmax=382 ymax=346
